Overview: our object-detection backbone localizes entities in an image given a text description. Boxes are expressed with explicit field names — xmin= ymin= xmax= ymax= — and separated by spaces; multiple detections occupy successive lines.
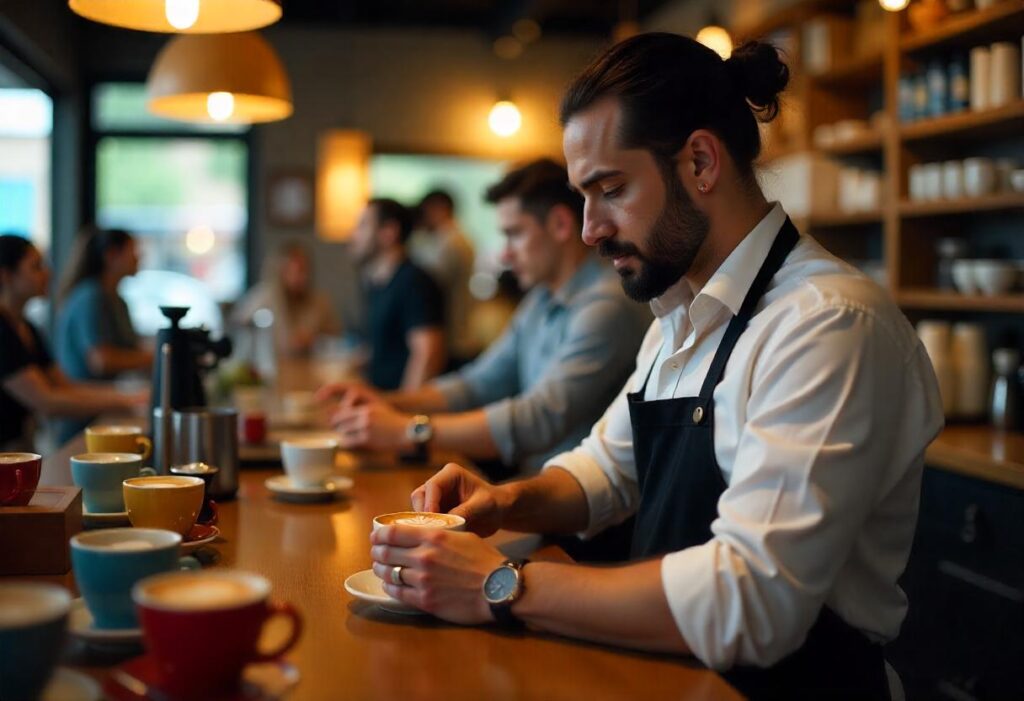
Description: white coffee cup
xmin=921 ymin=163 xmax=943 ymax=201
xmin=951 ymin=260 xmax=976 ymax=295
xmin=908 ymin=164 xmax=926 ymax=202
xmin=372 ymin=511 xmax=466 ymax=532
xmin=942 ymin=160 xmax=964 ymax=200
xmin=963 ymin=158 xmax=996 ymax=198
xmin=280 ymin=438 xmax=337 ymax=487
xmin=973 ymin=260 xmax=1017 ymax=296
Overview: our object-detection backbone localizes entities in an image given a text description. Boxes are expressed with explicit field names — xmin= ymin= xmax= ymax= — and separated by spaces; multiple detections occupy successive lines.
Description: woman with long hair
xmin=0 ymin=234 xmax=147 ymax=452
xmin=232 ymin=239 xmax=340 ymax=357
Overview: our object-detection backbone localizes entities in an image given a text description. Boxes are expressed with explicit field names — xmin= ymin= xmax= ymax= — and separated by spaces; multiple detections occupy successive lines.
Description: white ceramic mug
xmin=941 ymin=160 xmax=964 ymax=200
xmin=280 ymin=438 xmax=337 ymax=487
xmin=963 ymin=158 xmax=996 ymax=198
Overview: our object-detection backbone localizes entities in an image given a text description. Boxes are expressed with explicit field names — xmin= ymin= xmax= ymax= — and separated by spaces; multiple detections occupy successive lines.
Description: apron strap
xmin=697 ymin=217 xmax=800 ymax=402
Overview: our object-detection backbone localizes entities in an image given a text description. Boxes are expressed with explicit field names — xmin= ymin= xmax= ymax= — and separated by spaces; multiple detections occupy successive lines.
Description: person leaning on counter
xmin=368 ymin=34 xmax=943 ymax=699
xmin=321 ymin=160 xmax=650 ymax=478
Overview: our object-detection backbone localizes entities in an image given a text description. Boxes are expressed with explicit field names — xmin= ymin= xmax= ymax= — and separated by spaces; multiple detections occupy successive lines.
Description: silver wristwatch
xmin=406 ymin=414 xmax=433 ymax=446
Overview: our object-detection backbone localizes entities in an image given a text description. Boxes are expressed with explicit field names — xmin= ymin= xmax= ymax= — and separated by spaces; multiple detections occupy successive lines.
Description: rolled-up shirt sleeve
xmin=486 ymin=298 xmax=644 ymax=466
xmin=662 ymin=303 xmax=943 ymax=670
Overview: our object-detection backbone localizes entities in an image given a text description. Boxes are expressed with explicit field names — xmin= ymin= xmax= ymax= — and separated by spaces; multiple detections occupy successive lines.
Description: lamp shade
xmin=69 ymin=0 xmax=281 ymax=33
xmin=316 ymin=130 xmax=372 ymax=241
xmin=146 ymin=32 xmax=292 ymax=124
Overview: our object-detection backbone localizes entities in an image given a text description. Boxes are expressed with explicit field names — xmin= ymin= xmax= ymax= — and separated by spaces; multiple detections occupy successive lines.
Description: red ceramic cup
xmin=241 ymin=412 xmax=267 ymax=445
xmin=0 ymin=453 xmax=42 ymax=506
xmin=133 ymin=570 xmax=302 ymax=698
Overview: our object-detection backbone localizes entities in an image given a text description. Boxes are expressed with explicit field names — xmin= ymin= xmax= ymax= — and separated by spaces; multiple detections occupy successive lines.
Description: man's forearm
xmin=497 ymin=467 xmax=591 ymax=535
xmin=432 ymin=410 xmax=500 ymax=460
xmin=384 ymin=385 xmax=450 ymax=413
xmin=513 ymin=558 xmax=690 ymax=655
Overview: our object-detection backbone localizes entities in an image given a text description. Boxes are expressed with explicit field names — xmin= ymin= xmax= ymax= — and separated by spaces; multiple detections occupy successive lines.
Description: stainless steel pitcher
xmin=171 ymin=407 xmax=239 ymax=500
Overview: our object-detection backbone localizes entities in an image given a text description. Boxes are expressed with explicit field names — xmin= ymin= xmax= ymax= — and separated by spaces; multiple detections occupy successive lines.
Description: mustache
xmin=598 ymin=239 xmax=641 ymax=259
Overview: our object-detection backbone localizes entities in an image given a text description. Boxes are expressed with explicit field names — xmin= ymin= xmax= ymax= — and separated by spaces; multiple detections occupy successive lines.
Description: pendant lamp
xmin=69 ymin=0 xmax=281 ymax=33
xmin=147 ymin=32 xmax=292 ymax=124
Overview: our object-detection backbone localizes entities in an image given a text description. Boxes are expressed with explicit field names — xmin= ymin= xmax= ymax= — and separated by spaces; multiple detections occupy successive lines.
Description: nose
xmin=499 ymin=242 xmax=514 ymax=267
xmin=581 ymin=204 xmax=615 ymax=248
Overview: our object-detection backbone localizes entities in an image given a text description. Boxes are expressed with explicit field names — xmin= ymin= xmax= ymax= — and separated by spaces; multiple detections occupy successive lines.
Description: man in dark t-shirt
xmin=351 ymin=198 xmax=445 ymax=390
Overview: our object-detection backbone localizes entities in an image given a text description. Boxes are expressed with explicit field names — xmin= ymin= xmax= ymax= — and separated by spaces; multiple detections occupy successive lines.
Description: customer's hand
xmin=411 ymin=464 xmax=507 ymax=537
xmin=331 ymin=396 xmax=409 ymax=451
xmin=370 ymin=525 xmax=505 ymax=624
xmin=315 ymin=380 xmax=381 ymax=413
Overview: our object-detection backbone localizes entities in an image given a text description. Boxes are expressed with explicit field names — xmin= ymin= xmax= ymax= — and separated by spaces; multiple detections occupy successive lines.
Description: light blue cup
xmin=70 ymin=528 xmax=199 ymax=629
xmin=0 ymin=582 xmax=71 ymax=701
xmin=71 ymin=452 xmax=155 ymax=513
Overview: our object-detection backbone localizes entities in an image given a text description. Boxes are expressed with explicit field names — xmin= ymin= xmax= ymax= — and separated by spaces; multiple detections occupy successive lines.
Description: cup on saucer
xmin=0 ymin=582 xmax=71 ymax=701
xmin=169 ymin=462 xmax=220 ymax=525
xmin=71 ymin=528 xmax=199 ymax=630
xmin=133 ymin=569 xmax=303 ymax=698
xmin=71 ymin=453 xmax=155 ymax=514
xmin=85 ymin=425 xmax=152 ymax=459
xmin=280 ymin=438 xmax=337 ymax=488
xmin=123 ymin=475 xmax=205 ymax=536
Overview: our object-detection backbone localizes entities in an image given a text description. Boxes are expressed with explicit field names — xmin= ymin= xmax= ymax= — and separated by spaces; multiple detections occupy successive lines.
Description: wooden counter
xmin=926 ymin=425 xmax=1024 ymax=492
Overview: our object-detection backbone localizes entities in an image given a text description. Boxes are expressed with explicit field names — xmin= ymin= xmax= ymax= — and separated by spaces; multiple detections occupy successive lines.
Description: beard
xmin=599 ymin=171 xmax=710 ymax=302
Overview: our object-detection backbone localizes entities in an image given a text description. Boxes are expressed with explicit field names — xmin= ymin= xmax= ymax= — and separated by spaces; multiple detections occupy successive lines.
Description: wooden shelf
xmin=819 ymin=132 xmax=884 ymax=156
xmin=734 ymin=0 xmax=850 ymax=40
xmin=898 ymin=193 xmax=1024 ymax=217
xmin=897 ymin=289 xmax=1024 ymax=313
xmin=901 ymin=1 xmax=1024 ymax=54
xmin=899 ymin=101 xmax=1024 ymax=143
xmin=927 ymin=425 xmax=1024 ymax=491
xmin=810 ymin=52 xmax=884 ymax=88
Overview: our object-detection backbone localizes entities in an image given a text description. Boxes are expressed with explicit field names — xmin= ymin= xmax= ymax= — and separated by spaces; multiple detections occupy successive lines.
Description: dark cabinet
xmin=887 ymin=468 xmax=1024 ymax=700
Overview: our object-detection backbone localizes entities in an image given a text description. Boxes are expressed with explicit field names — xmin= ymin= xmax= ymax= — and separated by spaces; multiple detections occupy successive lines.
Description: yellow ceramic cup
xmin=123 ymin=476 xmax=204 ymax=536
xmin=86 ymin=426 xmax=152 ymax=460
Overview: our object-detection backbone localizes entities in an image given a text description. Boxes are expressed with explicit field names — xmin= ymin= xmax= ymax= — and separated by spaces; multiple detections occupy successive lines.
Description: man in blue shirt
xmin=323 ymin=160 xmax=649 ymax=475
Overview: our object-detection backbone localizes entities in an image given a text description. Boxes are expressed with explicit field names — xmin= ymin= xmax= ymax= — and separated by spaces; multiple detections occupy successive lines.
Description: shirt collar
xmin=549 ymin=253 xmax=605 ymax=308
xmin=650 ymin=202 xmax=787 ymax=320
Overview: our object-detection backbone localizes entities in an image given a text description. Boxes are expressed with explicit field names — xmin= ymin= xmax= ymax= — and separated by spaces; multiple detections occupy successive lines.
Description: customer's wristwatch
xmin=483 ymin=559 xmax=529 ymax=627
xmin=406 ymin=414 xmax=433 ymax=446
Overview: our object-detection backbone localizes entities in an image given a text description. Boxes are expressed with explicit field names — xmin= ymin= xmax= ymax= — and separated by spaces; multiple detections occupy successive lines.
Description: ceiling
xmin=278 ymin=0 xmax=676 ymax=37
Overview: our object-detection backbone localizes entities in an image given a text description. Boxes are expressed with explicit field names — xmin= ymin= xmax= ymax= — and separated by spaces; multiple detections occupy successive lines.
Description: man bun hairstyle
xmin=560 ymin=32 xmax=789 ymax=182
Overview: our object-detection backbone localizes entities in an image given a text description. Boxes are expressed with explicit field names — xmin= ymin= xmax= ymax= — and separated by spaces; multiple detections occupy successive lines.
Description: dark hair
xmin=58 ymin=225 xmax=134 ymax=302
xmin=559 ymin=33 xmax=789 ymax=182
xmin=369 ymin=198 xmax=415 ymax=244
xmin=420 ymin=189 xmax=455 ymax=214
xmin=0 ymin=234 xmax=35 ymax=290
xmin=485 ymin=158 xmax=584 ymax=225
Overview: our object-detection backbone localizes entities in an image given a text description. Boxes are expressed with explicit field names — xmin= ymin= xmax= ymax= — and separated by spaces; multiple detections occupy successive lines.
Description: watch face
xmin=484 ymin=566 xmax=517 ymax=603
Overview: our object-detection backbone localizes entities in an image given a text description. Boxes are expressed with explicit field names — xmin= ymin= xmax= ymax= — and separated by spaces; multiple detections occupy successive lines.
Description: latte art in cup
xmin=372 ymin=511 xmax=466 ymax=532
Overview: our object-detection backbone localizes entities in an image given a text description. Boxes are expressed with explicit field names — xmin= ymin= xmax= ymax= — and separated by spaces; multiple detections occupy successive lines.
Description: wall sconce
xmin=316 ymin=130 xmax=372 ymax=241
xmin=489 ymin=100 xmax=522 ymax=138
xmin=146 ymin=31 xmax=292 ymax=124
xmin=69 ymin=0 xmax=281 ymax=33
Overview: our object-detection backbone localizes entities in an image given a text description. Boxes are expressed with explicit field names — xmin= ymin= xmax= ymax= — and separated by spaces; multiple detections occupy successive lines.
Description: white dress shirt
xmin=545 ymin=203 xmax=944 ymax=670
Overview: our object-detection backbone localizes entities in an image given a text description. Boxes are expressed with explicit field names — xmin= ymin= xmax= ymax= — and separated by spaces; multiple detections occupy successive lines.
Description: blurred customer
xmin=232 ymin=239 xmax=341 ymax=358
xmin=0 ymin=235 xmax=146 ymax=451
xmin=410 ymin=189 xmax=477 ymax=366
xmin=55 ymin=226 xmax=152 ymax=443
xmin=322 ymin=160 xmax=650 ymax=475
xmin=351 ymin=198 xmax=446 ymax=391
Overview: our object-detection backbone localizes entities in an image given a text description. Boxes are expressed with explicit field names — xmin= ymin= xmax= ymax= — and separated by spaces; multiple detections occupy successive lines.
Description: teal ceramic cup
xmin=71 ymin=452 xmax=155 ymax=513
xmin=70 ymin=528 xmax=199 ymax=629
xmin=0 ymin=582 xmax=71 ymax=701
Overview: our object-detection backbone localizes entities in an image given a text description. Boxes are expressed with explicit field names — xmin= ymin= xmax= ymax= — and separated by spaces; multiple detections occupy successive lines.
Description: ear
xmin=678 ymin=129 xmax=721 ymax=196
xmin=544 ymin=204 xmax=577 ymax=245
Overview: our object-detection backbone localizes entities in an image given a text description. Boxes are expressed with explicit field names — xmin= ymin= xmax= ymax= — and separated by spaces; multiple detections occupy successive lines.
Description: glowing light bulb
xmin=185 ymin=224 xmax=216 ymax=255
xmin=165 ymin=0 xmax=200 ymax=30
xmin=206 ymin=92 xmax=234 ymax=121
xmin=696 ymin=25 xmax=733 ymax=59
xmin=488 ymin=101 xmax=521 ymax=138
xmin=878 ymin=0 xmax=910 ymax=10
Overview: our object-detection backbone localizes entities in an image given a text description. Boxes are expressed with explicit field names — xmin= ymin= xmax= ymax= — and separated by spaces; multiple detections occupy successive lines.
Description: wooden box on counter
xmin=0 ymin=487 xmax=82 ymax=575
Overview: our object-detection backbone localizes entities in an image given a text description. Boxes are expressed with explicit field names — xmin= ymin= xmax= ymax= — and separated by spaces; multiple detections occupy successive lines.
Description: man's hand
xmin=330 ymin=397 xmax=411 ymax=451
xmin=315 ymin=380 xmax=381 ymax=411
xmin=411 ymin=463 xmax=508 ymax=537
xmin=371 ymin=525 xmax=506 ymax=623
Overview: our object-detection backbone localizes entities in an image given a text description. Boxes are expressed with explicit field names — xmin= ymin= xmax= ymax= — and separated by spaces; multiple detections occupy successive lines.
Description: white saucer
xmin=344 ymin=569 xmax=423 ymax=615
xmin=265 ymin=474 xmax=353 ymax=503
xmin=68 ymin=598 xmax=142 ymax=645
xmin=43 ymin=667 xmax=102 ymax=701
xmin=82 ymin=505 xmax=130 ymax=529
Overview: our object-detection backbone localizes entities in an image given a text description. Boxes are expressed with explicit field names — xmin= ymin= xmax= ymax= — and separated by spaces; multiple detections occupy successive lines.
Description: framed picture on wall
xmin=267 ymin=170 xmax=314 ymax=228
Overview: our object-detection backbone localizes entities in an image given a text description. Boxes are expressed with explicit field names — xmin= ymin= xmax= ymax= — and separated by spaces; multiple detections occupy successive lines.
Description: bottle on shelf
xmin=990 ymin=348 xmax=1021 ymax=430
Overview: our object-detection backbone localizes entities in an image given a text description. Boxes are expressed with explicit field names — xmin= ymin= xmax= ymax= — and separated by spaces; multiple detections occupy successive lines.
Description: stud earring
xmin=697 ymin=182 xmax=709 ymax=193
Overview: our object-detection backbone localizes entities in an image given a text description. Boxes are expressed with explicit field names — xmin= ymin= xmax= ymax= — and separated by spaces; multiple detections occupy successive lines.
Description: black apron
xmin=627 ymin=218 xmax=890 ymax=700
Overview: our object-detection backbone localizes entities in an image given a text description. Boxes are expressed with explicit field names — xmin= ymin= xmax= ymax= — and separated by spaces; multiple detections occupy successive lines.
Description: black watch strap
xmin=488 ymin=559 xmax=529 ymax=628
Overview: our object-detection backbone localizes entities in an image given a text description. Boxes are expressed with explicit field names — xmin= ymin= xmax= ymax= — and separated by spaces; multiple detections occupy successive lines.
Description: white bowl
xmin=972 ymin=260 xmax=1016 ymax=296
xmin=951 ymin=260 xmax=977 ymax=295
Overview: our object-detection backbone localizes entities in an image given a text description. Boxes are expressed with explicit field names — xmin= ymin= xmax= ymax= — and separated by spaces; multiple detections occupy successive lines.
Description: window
xmin=91 ymin=83 xmax=250 ymax=335
xmin=0 ymin=88 xmax=52 ymax=250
